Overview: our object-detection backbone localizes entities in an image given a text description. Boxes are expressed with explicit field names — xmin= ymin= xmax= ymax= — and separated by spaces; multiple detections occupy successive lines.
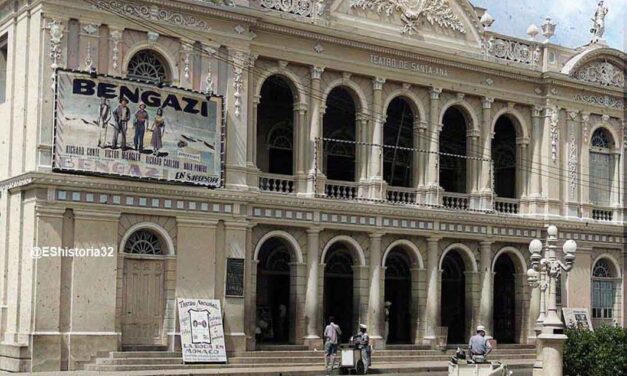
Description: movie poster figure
xmin=189 ymin=309 xmax=212 ymax=344
xmin=97 ymin=98 xmax=111 ymax=148
xmin=133 ymin=102 xmax=149 ymax=152
xmin=112 ymin=98 xmax=130 ymax=149
xmin=150 ymin=108 xmax=167 ymax=156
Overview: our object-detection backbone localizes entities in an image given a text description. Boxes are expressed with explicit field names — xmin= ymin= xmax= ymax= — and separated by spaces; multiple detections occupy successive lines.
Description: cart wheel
xmin=355 ymin=360 xmax=365 ymax=375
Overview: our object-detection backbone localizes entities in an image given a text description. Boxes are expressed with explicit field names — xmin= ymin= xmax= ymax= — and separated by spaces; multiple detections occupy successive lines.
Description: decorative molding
xmin=573 ymin=94 xmax=623 ymax=110
xmin=260 ymin=0 xmax=325 ymax=19
xmin=484 ymin=36 xmax=540 ymax=66
xmin=548 ymin=106 xmax=559 ymax=163
xmin=567 ymin=115 xmax=578 ymax=198
xmin=47 ymin=19 xmax=64 ymax=91
xmin=481 ymin=97 xmax=494 ymax=109
xmin=84 ymin=41 xmax=94 ymax=71
xmin=182 ymin=44 xmax=192 ymax=81
xmin=373 ymin=77 xmax=386 ymax=90
xmin=205 ymin=63 xmax=214 ymax=94
xmin=484 ymin=77 xmax=494 ymax=86
xmin=430 ymin=87 xmax=442 ymax=100
xmin=234 ymin=24 xmax=246 ymax=34
xmin=231 ymin=51 xmax=248 ymax=118
xmin=95 ymin=1 xmax=211 ymax=31
xmin=350 ymin=0 xmax=466 ymax=35
xmin=581 ymin=112 xmax=590 ymax=143
xmin=147 ymin=31 xmax=159 ymax=43
xmin=313 ymin=42 xmax=324 ymax=54
xmin=110 ymin=29 xmax=123 ymax=71
xmin=574 ymin=61 xmax=624 ymax=88
xmin=82 ymin=23 xmax=99 ymax=35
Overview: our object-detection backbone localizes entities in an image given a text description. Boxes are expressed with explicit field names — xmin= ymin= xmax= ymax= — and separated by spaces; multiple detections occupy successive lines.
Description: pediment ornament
xmin=575 ymin=61 xmax=624 ymax=87
xmin=350 ymin=0 xmax=466 ymax=35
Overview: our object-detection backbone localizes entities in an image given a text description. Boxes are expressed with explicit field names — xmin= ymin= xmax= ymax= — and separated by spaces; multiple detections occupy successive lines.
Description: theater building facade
xmin=0 ymin=0 xmax=624 ymax=372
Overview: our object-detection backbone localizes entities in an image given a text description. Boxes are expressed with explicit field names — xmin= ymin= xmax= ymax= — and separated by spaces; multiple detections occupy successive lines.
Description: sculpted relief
xmin=350 ymin=0 xmax=466 ymax=35
xmin=575 ymin=61 xmax=624 ymax=88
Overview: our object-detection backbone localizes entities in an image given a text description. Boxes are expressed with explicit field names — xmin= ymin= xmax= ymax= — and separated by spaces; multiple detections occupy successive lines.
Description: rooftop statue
xmin=590 ymin=0 xmax=608 ymax=44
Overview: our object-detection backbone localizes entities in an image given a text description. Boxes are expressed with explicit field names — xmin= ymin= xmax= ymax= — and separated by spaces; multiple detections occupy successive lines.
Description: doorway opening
xmin=323 ymin=244 xmax=355 ymax=343
xmin=384 ymin=249 xmax=411 ymax=344
xmin=493 ymin=254 xmax=516 ymax=343
xmin=440 ymin=250 xmax=466 ymax=344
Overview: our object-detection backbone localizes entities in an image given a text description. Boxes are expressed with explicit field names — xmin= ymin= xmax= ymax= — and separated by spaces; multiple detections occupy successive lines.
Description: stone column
xmin=423 ymin=237 xmax=441 ymax=343
xmin=478 ymin=97 xmax=494 ymax=209
xmin=414 ymin=119 xmax=428 ymax=203
xmin=426 ymin=88 xmax=442 ymax=205
xmin=357 ymin=113 xmax=370 ymax=198
xmin=527 ymin=106 xmax=545 ymax=213
xmin=367 ymin=233 xmax=384 ymax=346
xmin=518 ymin=139 xmax=530 ymax=199
xmin=368 ymin=78 xmax=386 ymax=200
xmin=295 ymin=102 xmax=309 ymax=194
xmin=468 ymin=128 xmax=482 ymax=209
xmin=564 ymin=110 xmax=580 ymax=217
xmin=245 ymin=54 xmax=259 ymax=190
xmin=306 ymin=66 xmax=324 ymax=196
xmin=478 ymin=241 xmax=494 ymax=337
xmin=304 ymin=229 xmax=321 ymax=348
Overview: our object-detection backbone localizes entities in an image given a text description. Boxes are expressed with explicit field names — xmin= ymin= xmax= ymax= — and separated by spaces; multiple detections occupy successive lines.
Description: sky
xmin=472 ymin=0 xmax=624 ymax=51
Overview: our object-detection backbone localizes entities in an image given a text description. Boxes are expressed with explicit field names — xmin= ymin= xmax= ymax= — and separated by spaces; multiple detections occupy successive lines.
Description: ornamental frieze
xmin=350 ymin=0 xmax=466 ymax=35
xmin=259 ymin=0 xmax=325 ymax=19
xmin=573 ymin=94 xmax=623 ymax=110
xmin=95 ymin=0 xmax=211 ymax=31
xmin=574 ymin=61 xmax=624 ymax=87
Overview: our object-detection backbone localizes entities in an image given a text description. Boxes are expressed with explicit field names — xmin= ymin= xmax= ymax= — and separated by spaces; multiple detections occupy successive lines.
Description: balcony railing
xmin=494 ymin=197 xmax=520 ymax=214
xmin=442 ymin=192 xmax=469 ymax=210
xmin=325 ymin=180 xmax=358 ymax=200
xmin=592 ymin=208 xmax=613 ymax=221
xmin=386 ymin=186 xmax=417 ymax=205
xmin=258 ymin=173 xmax=295 ymax=194
xmin=259 ymin=0 xmax=324 ymax=19
xmin=482 ymin=33 xmax=542 ymax=68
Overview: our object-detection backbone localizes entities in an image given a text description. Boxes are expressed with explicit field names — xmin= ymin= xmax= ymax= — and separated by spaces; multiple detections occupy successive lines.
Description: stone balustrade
xmin=325 ymin=180 xmax=358 ymax=200
xmin=259 ymin=173 xmax=295 ymax=194
xmin=494 ymin=197 xmax=520 ymax=214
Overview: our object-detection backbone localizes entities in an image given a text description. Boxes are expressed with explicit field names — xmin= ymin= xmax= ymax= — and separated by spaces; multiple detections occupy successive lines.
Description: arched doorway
xmin=323 ymin=243 xmax=355 ymax=342
xmin=440 ymin=250 xmax=466 ymax=344
xmin=492 ymin=116 xmax=517 ymax=198
xmin=384 ymin=249 xmax=411 ymax=343
xmin=323 ymin=87 xmax=357 ymax=181
xmin=591 ymin=257 xmax=621 ymax=328
xmin=255 ymin=238 xmax=294 ymax=343
xmin=121 ymin=228 xmax=169 ymax=348
xmin=589 ymin=128 xmax=615 ymax=207
xmin=493 ymin=254 xmax=516 ymax=343
xmin=439 ymin=107 xmax=468 ymax=193
xmin=383 ymin=97 xmax=414 ymax=188
xmin=257 ymin=75 xmax=295 ymax=175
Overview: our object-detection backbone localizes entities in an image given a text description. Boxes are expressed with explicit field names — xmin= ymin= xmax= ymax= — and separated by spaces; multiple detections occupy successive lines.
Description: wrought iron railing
xmin=442 ymin=192 xmax=469 ymax=210
xmin=494 ymin=197 xmax=520 ymax=214
xmin=324 ymin=180 xmax=358 ymax=200
xmin=258 ymin=173 xmax=295 ymax=194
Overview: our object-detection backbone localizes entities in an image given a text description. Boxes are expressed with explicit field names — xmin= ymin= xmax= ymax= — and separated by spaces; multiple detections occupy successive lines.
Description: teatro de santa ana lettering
xmin=0 ymin=0 xmax=623 ymax=372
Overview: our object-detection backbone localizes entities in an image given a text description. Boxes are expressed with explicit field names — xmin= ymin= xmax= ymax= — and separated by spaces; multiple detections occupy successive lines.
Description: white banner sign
xmin=177 ymin=298 xmax=227 ymax=362
xmin=562 ymin=307 xmax=594 ymax=331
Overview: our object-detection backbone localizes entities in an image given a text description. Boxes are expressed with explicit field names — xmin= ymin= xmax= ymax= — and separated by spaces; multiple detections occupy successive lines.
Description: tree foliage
xmin=564 ymin=325 xmax=627 ymax=376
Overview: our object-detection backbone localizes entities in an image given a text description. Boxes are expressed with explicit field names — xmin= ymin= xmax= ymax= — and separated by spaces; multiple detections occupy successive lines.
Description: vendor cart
xmin=448 ymin=361 xmax=512 ymax=376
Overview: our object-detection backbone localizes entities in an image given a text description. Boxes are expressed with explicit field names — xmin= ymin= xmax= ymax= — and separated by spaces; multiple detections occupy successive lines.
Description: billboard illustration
xmin=53 ymin=70 xmax=224 ymax=187
xmin=178 ymin=298 xmax=227 ymax=363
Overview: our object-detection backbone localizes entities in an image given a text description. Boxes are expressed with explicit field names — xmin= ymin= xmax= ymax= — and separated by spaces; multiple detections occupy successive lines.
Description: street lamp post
xmin=526 ymin=225 xmax=577 ymax=376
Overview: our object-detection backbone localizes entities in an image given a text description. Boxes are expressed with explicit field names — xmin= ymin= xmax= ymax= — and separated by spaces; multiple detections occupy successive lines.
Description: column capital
xmin=481 ymin=97 xmax=494 ymax=109
xmin=373 ymin=77 xmax=386 ymax=90
xmin=427 ymin=236 xmax=442 ymax=244
xmin=580 ymin=111 xmax=590 ymax=122
xmin=479 ymin=240 xmax=493 ymax=247
xmin=532 ymin=105 xmax=543 ymax=117
xmin=516 ymin=136 xmax=531 ymax=145
xmin=306 ymin=228 xmax=322 ymax=235
xmin=567 ymin=109 xmax=580 ymax=121
xmin=369 ymin=232 xmax=384 ymax=239
xmin=456 ymin=92 xmax=465 ymax=101
xmin=467 ymin=129 xmax=481 ymax=139
xmin=430 ymin=87 xmax=442 ymax=100
xmin=310 ymin=66 xmax=324 ymax=79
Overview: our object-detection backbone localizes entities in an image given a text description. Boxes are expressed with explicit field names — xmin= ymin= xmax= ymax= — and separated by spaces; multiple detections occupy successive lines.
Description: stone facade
xmin=0 ymin=0 xmax=623 ymax=372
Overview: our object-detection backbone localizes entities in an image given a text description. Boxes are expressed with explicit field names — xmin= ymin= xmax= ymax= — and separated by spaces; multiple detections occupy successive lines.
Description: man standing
xmin=112 ymin=98 xmax=130 ymax=149
xmin=468 ymin=325 xmax=492 ymax=363
xmin=97 ymin=98 xmax=111 ymax=148
xmin=324 ymin=316 xmax=341 ymax=372
xmin=133 ymin=102 xmax=148 ymax=152
xmin=355 ymin=324 xmax=371 ymax=373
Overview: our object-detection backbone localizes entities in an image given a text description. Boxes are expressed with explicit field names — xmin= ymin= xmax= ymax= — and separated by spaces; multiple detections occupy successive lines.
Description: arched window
xmin=589 ymin=128 xmax=614 ymax=206
xmin=127 ymin=50 xmax=168 ymax=82
xmin=592 ymin=259 xmax=618 ymax=323
xmin=124 ymin=229 xmax=163 ymax=255
xmin=323 ymin=87 xmax=357 ymax=181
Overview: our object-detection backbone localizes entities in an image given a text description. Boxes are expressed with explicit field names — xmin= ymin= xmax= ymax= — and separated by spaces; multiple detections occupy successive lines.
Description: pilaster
xmin=425 ymin=88 xmax=443 ymax=206
xmin=306 ymin=66 xmax=324 ymax=197
xmin=367 ymin=233 xmax=384 ymax=347
xmin=303 ymin=228 xmax=321 ymax=348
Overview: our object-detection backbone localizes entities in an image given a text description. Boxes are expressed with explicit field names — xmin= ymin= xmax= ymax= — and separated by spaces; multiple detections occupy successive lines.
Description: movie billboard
xmin=53 ymin=70 xmax=223 ymax=187
xmin=177 ymin=298 xmax=227 ymax=363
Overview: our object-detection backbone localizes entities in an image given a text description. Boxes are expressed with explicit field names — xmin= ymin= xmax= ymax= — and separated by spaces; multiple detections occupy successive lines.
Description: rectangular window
xmin=592 ymin=280 xmax=615 ymax=319
xmin=0 ymin=34 xmax=7 ymax=104
xmin=589 ymin=152 xmax=611 ymax=206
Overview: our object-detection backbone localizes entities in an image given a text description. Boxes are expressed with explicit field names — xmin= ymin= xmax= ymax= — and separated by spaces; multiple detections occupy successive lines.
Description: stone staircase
xmin=83 ymin=344 xmax=536 ymax=373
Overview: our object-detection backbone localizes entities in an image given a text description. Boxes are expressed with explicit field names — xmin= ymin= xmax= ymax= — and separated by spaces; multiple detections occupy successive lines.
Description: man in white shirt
xmin=324 ymin=316 xmax=342 ymax=371
xmin=468 ymin=325 xmax=492 ymax=363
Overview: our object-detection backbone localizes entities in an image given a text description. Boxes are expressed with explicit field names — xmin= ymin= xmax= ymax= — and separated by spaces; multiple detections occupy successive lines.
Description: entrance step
xmin=383 ymin=344 xmax=431 ymax=350
xmin=256 ymin=344 xmax=309 ymax=351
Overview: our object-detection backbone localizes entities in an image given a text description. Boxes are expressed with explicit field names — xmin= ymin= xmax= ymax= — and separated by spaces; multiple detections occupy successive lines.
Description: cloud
xmin=472 ymin=0 xmax=624 ymax=51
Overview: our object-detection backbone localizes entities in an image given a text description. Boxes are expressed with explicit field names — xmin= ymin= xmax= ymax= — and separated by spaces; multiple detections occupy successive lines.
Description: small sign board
xmin=177 ymin=298 xmax=227 ymax=363
xmin=225 ymin=258 xmax=245 ymax=297
xmin=562 ymin=308 xmax=594 ymax=331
